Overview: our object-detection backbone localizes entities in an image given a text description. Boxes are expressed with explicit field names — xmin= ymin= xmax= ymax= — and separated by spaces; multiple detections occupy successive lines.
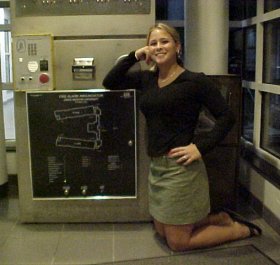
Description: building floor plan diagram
xmin=26 ymin=90 xmax=137 ymax=199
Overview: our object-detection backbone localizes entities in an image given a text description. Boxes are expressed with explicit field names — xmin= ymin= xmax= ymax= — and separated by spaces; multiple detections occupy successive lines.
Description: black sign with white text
xmin=27 ymin=90 xmax=137 ymax=199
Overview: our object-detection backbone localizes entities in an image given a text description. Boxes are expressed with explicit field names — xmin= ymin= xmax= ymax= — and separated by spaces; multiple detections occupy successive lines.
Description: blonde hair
xmin=146 ymin=23 xmax=181 ymax=46
xmin=146 ymin=23 xmax=183 ymax=69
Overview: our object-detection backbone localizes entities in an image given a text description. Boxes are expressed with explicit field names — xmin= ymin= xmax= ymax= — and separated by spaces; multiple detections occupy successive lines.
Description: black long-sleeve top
xmin=103 ymin=51 xmax=235 ymax=157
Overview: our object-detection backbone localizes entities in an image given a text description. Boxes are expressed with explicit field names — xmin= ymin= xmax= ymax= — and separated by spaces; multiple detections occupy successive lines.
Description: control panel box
xmin=15 ymin=0 xmax=151 ymax=17
xmin=11 ymin=1 xmax=155 ymax=37
xmin=13 ymin=34 xmax=54 ymax=91
xmin=27 ymin=89 xmax=137 ymax=199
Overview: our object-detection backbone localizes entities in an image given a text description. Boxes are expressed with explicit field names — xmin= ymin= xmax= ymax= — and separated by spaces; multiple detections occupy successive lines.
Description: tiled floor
xmin=0 ymin=193 xmax=280 ymax=265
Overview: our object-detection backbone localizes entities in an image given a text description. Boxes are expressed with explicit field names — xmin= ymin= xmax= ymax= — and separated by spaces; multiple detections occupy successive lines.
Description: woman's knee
xmin=164 ymin=225 xmax=193 ymax=252
xmin=166 ymin=235 xmax=191 ymax=252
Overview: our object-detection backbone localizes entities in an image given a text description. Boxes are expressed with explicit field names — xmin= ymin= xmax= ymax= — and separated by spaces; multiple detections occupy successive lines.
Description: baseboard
xmin=239 ymin=185 xmax=280 ymax=235
xmin=0 ymin=182 xmax=8 ymax=198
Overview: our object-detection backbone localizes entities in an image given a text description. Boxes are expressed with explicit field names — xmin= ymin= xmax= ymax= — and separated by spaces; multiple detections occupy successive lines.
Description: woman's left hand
xmin=167 ymin=143 xmax=202 ymax=166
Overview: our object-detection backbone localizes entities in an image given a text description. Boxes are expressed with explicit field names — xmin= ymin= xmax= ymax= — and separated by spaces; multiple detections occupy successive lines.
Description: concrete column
xmin=185 ymin=0 xmax=229 ymax=75
xmin=0 ymin=88 xmax=8 ymax=195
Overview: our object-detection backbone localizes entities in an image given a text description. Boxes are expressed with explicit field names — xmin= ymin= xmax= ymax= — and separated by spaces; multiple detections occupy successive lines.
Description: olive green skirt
xmin=148 ymin=156 xmax=210 ymax=225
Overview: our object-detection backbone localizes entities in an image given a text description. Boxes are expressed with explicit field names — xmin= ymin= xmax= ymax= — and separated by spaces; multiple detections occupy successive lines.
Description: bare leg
xmin=154 ymin=219 xmax=165 ymax=238
xmin=194 ymin=212 xmax=234 ymax=229
xmin=163 ymin=221 xmax=250 ymax=252
xmin=154 ymin=211 xmax=234 ymax=238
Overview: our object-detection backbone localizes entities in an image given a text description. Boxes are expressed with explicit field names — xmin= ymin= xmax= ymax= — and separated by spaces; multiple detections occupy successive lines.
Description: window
xmin=244 ymin=0 xmax=257 ymax=19
xmin=261 ymin=93 xmax=280 ymax=158
xmin=242 ymin=88 xmax=255 ymax=142
xmin=228 ymin=26 xmax=256 ymax=80
xmin=243 ymin=26 xmax=256 ymax=81
xmin=156 ymin=0 xmax=184 ymax=21
xmin=230 ymin=0 xmax=280 ymax=186
xmin=229 ymin=0 xmax=256 ymax=21
xmin=263 ymin=18 xmax=280 ymax=85
xmin=0 ymin=9 xmax=11 ymax=83
xmin=0 ymin=5 xmax=15 ymax=140
xmin=265 ymin=0 xmax=280 ymax=13
xmin=155 ymin=0 xmax=185 ymax=63
xmin=228 ymin=28 xmax=243 ymax=74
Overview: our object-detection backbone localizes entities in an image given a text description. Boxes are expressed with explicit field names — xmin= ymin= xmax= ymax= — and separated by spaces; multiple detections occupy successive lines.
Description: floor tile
xmin=0 ymin=197 xmax=19 ymax=220
xmin=54 ymin=233 xmax=114 ymax=265
xmin=12 ymin=222 xmax=63 ymax=232
xmin=113 ymin=223 xmax=170 ymax=262
xmin=0 ymin=196 xmax=279 ymax=265
xmin=0 ymin=235 xmax=58 ymax=265
xmin=0 ymin=218 xmax=16 ymax=235
xmin=63 ymin=223 xmax=114 ymax=238
xmin=0 ymin=232 xmax=9 ymax=247
xmin=253 ymin=235 xmax=280 ymax=261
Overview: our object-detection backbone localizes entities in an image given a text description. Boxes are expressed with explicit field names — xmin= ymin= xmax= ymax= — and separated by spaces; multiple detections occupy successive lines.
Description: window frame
xmin=0 ymin=1 xmax=15 ymax=148
xmin=231 ymin=1 xmax=280 ymax=173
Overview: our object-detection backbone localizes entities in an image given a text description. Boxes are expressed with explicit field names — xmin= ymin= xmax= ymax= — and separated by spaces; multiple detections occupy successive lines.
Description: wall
xmin=239 ymin=157 xmax=280 ymax=229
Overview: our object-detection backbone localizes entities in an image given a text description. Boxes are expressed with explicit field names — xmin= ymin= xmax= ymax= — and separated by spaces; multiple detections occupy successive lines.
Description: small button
xmin=81 ymin=186 xmax=88 ymax=196
xmin=39 ymin=73 xmax=49 ymax=84
xmin=63 ymin=185 xmax=70 ymax=196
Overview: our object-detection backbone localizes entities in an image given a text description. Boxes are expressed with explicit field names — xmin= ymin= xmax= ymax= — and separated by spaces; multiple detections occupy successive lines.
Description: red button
xmin=39 ymin=73 xmax=49 ymax=84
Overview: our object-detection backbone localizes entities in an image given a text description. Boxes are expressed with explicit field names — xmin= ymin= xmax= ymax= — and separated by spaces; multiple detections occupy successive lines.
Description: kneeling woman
xmin=103 ymin=23 xmax=262 ymax=252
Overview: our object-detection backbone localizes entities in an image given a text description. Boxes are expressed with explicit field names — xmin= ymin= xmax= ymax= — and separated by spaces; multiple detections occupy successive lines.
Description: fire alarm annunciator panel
xmin=15 ymin=0 xmax=151 ymax=17
xmin=13 ymin=34 xmax=54 ymax=91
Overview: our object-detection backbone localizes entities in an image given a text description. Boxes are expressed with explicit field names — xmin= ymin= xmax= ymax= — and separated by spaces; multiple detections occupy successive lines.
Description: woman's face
xmin=148 ymin=29 xmax=179 ymax=66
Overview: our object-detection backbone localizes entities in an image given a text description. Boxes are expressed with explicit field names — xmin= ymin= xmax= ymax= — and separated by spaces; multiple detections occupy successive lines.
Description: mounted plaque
xmin=27 ymin=89 xmax=137 ymax=199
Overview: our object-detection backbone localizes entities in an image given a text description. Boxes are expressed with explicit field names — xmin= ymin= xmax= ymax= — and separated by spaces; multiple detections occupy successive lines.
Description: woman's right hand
xmin=135 ymin=46 xmax=153 ymax=65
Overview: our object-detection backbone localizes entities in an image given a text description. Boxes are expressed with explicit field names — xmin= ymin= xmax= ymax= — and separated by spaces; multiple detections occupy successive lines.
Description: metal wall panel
xmin=11 ymin=0 xmax=155 ymax=36
xmin=54 ymin=38 xmax=146 ymax=89
xmin=11 ymin=0 xmax=155 ymax=222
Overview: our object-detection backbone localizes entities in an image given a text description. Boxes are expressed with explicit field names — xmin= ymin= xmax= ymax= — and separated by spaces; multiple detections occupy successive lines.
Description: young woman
xmin=103 ymin=23 xmax=262 ymax=252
